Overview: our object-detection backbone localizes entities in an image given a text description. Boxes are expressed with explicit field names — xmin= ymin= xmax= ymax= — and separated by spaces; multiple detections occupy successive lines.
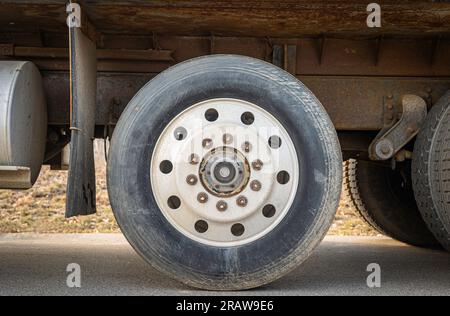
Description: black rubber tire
xmin=412 ymin=91 xmax=450 ymax=251
xmin=344 ymin=159 xmax=438 ymax=248
xmin=107 ymin=55 xmax=342 ymax=290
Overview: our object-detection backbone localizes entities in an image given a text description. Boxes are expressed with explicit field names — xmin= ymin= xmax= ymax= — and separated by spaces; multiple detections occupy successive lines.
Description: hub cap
xmin=199 ymin=147 xmax=251 ymax=197
xmin=151 ymin=99 xmax=299 ymax=246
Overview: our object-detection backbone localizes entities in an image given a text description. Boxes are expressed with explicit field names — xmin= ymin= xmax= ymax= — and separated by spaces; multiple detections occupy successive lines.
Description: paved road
xmin=0 ymin=234 xmax=448 ymax=296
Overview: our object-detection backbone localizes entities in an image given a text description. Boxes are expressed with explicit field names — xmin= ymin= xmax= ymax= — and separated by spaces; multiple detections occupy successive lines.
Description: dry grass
xmin=0 ymin=166 xmax=117 ymax=233
xmin=0 ymin=150 xmax=379 ymax=236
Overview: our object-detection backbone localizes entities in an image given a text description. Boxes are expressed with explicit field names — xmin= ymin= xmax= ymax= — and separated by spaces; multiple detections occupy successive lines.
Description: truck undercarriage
xmin=0 ymin=1 xmax=449 ymax=290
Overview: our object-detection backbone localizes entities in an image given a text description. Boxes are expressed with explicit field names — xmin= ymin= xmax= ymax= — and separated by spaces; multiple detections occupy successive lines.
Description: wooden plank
xmin=1 ymin=1 xmax=449 ymax=36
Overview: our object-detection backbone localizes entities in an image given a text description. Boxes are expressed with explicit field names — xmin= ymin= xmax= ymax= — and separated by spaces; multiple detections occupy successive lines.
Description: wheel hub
xmin=200 ymin=147 xmax=250 ymax=197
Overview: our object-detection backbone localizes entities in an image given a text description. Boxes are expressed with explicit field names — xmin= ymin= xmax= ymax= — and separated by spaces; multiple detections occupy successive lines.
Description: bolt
xmin=381 ymin=146 xmax=390 ymax=155
xmin=378 ymin=141 xmax=392 ymax=156
xmin=236 ymin=196 xmax=248 ymax=207
xmin=387 ymin=104 xmax=394 ymax=110
xmin=216 ymin=200 xmax=228 ymax=212
xmin=48 ymin=131 xmax=59 ymax=144
xmin=387 ymin=94 xmax=393 ymax=99
xmin=189 ymin=153 xmax=200 ymax=165
xmin=223 ymin=133 xmax=233 ymax=145
xmin=252 ymin=159 xmax=263 ymax=171
xmin=186 ymin=174 xmax=198 ymax=185
xmin=197 ymin=192 xmax=208 ymax=204
xmin=242 ymin=141 xmax=252 ymax=153
xmin=250 ymin=180 xmax=262 ymax=192
xmin=202 ymin=138 xmax=213 ymax=149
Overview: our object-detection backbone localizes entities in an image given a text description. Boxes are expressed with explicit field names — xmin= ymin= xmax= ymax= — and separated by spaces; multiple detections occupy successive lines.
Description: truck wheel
xmin=344 ymin=160 xmax=438 ymax=248
xmin=107 ymin=55 xmax=342 ymax=290
xmin=413 ymin=91 xmax=450 ymax=251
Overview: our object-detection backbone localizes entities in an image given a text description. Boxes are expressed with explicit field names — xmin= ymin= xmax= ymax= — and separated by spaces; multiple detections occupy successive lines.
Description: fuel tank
xmin=0 ymin=61 xmax=47 ymax=188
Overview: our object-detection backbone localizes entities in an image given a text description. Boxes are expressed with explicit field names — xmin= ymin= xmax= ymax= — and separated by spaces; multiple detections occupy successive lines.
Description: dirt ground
xmin=0 ymin=145 xmax=379 ymax=235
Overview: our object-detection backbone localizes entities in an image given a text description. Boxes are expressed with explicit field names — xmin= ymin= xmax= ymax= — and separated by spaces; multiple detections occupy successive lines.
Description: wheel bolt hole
xmin=262 ymin=204 xmax=276 ymax=218
xmin=195 ymin=220 xmax=208 ymax=233
xmin=205 ymin=109 xmax=219 ymax=122
xmin=269 ymin=136 xmax=282 ymax=149
xmin=231 ymin=223 xmax=245 ymax=236
xmin=174 ymin=127 xmax=188 ymax=141
xmin=241 ymin=112 xmax=255 ymax=125
xmin=159 ymin=160 xmax=173 ymax=174
xmin=167 ymin=196 xmax=181 ymax=210
xmin=277 ymin=171 xmax=290 ymax=185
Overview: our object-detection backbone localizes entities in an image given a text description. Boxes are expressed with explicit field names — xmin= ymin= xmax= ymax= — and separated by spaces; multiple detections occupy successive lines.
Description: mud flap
xmin=65 ymin=3 xmax=97 ymax=217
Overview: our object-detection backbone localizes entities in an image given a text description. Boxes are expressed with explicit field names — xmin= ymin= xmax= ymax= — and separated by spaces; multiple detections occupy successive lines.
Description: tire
xmin=344 ymin=159 xmax=438 ymax=248
xmin=412 ymin=91 xmax=450 ymax=251
xmin=107 ymin=55 xmax=342 ymax=290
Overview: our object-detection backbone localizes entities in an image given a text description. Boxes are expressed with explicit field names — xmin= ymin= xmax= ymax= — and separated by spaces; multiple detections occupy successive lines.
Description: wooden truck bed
xmin=1 ymin=0 xmax=450 ymax=36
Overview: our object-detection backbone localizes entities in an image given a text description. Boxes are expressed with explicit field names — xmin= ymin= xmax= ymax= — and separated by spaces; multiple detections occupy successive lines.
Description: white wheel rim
xmin=151 ymin=98 xmax=299 ymax=247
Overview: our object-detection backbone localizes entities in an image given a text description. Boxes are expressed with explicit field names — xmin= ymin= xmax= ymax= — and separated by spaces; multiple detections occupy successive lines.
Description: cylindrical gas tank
xmin=0 ymin=61 xmax=47 ymax=187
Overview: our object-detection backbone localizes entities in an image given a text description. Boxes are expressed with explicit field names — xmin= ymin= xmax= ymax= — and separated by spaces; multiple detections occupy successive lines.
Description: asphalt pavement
xmin=0 ymin=234 xmax=448 ymax=296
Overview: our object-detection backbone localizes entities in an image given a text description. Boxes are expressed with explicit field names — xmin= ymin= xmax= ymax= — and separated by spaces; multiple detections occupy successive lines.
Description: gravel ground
xmin=0 ymin=144 xmax=378 ymax=236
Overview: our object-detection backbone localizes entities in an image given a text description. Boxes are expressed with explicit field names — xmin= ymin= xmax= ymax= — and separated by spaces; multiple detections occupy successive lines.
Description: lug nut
xmin=252 ymin=159 xmax=263 ymax=171
xmin=186 ymin=174 xmax=198 ymax=185
xmin=202 ymin=138 xmax=213 ymax=149
xmin=197 ymin=192 xmax=209 ymax=204
xmin=236 ymin=196 xmax=248 ymax=207
xmin=242 ymin=141 xmax=252 ymax=153
xmin=250 ymin=180 xmax=262 ymax=192
xmin=189 ymin=154 xmax=200 ymax=165
xmin=216 ymin=200 xmax=228 ymax=212
xmin=223 ymin=133 xmax=233 ymax=145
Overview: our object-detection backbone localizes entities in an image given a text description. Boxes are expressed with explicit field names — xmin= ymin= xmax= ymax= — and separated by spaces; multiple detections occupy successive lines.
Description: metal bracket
xmin=272 ymin=44 xmax=297 ymax=75
xmin=0 ymin=166 xmax=31 ymax=189
xmin=369 ymin=94 xmax=428 ymax=160
xmin=66 ymin=3 xmax=97 ymax=217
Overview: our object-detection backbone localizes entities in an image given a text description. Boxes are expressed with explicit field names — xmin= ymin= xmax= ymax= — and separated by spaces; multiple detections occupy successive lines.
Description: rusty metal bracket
xmin=369 ymin=95 xmax=428 ymax=160
xmin=272 ymin=44 xmax=297 ymax=75
xmin=65 ymin=3 xmax=97 ymax=217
